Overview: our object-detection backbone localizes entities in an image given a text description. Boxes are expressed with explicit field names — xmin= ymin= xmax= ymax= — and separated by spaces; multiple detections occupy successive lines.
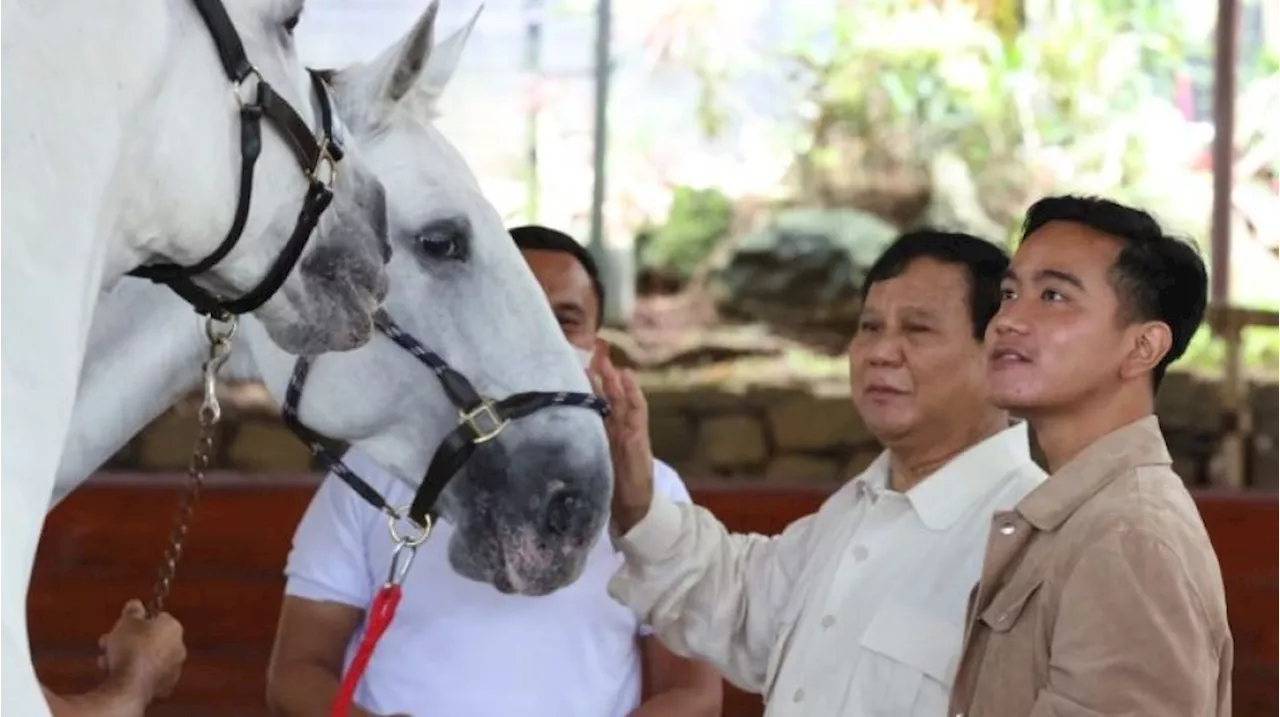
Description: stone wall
xmin=112 ymin=371 xmax=1279 ymax=490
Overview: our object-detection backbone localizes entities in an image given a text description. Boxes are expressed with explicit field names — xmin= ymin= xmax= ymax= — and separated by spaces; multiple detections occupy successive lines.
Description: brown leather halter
xmin=127 ymin=0 xmax=346 ymax=319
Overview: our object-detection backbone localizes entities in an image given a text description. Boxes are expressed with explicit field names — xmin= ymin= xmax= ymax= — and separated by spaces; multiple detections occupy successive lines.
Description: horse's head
xmin=130 ymin=0 xmax=391 ymax=354
xmin=249 ymin=0 xmax=613 ymax=596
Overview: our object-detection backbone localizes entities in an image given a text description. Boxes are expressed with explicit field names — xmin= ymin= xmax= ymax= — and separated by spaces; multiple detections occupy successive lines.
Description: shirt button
xmin=852 ymin=545 xmax=869 ymax=562
xmin=821 ymin=615 xmax=836 ymax=629
xmin=793 ymin=688 xmax=805 ymax=703
xmin=998 ymin=522 xmax=1016 ymax=536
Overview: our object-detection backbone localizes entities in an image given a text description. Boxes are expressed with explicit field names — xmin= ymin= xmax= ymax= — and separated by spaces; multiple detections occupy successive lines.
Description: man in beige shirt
xmin=950 ymin=195 xmax=1232 ymax=716
xmin=592 ymin=230 xmax=1046 ymax=716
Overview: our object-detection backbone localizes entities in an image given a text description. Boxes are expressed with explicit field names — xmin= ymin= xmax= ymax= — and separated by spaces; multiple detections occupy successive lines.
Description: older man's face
xmin=847 ymin=258 xmax=992 ymax=446
xmin=520 ymin=249 xmax=600 ymax=351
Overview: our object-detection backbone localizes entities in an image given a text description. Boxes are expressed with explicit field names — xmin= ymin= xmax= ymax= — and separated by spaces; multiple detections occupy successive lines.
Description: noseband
xmin=127 ymin=0 xmax=345 ymax=319
xmin=281 ymin=310 xmax=610 ymax=529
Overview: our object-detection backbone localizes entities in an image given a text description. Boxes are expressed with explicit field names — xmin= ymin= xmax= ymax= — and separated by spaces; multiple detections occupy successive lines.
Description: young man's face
xmin=986 ymin=221 xmax=1138 ymax=414
xmin=520 ymin=249 xmax=600 ymax=350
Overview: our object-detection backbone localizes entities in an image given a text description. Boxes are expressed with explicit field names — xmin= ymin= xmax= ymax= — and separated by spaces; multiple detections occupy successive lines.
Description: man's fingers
xmin=597 ymin=355 xmax=625 ymax=405
xmin=621 ymin=369 xmax=646 ymax=418
xmin=121 ymin=599 xmax=146 ymax=619
xmin=589 ymin=338 xmax=609 ymax=373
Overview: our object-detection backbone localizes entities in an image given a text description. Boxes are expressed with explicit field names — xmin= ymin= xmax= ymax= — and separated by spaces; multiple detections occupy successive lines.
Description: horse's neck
xmin=3 ymin=0 xmax=172 ymax=452
xmin=52 ymin=280 xmax=262 ymax=508
xmin=56 ymin=282 xmax=427 ymax=506
xmin=2 ymin=5 xmax=176 ymax=628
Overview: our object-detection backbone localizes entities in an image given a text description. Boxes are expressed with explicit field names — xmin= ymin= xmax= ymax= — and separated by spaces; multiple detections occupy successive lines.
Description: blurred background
xmin=291 ymin=0 xmax=1278 ymax=492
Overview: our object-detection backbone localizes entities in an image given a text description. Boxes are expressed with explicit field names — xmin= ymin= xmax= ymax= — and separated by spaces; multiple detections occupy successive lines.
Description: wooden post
xmin=1213 ymin=309 xmax=1251 ymax=489
xmin=1209 ymin=0 xmax=1247 ymax=489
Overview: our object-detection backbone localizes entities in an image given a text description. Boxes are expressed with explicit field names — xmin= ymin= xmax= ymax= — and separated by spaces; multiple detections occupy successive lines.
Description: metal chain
xmin=147 ymin=315 xmax=238 ymax=617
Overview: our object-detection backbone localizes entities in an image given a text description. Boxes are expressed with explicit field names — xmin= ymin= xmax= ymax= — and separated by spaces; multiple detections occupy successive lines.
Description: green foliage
xmin=778 ymin=0 xmax=1209 ymax=230
xmin=638 ymin=186 xmax=734 ymax=280
xmin=1182 ymin=325 xmax=1280 ymax=376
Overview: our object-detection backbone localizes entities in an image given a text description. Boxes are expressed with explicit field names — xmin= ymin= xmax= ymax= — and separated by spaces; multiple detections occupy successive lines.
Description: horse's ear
xmin=331 ymin=0 xmax=478 ymax=127
xmin=333 ymin=0 xmax=437 ymax=119
xmin=417 ymin=2 xmax=483 ymax=104
xmin=378 ymin=0 xmax=440 ymax=104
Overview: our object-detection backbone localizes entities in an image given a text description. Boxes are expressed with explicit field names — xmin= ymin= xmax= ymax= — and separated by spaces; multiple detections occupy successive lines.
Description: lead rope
xmin=329 ymin=511 xmax=433 ymax=717
xmin=147 ymin=315 xmax=238 ymax=617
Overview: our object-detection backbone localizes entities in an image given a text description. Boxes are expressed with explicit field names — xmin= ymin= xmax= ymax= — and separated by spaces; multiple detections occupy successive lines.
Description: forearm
xmin=267 ymin=662 xmax=376 ymax=717
xmin=609 ymin=495 xmax=805 ymax=691
xmin=43 ymin=679 xmax=146 ymax=717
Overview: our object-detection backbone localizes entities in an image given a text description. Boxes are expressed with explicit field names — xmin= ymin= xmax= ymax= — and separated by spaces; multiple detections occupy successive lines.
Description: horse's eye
xmin=282 ymin=13 xmax=300 ymax=34
xmin=417 ymin=233 xmax=462 ymax=259
xmin=414 ymin=218 xmax=471 ymax=262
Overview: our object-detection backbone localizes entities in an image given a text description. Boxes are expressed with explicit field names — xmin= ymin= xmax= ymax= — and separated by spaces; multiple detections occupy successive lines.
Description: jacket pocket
xmin=979 ymin=577 xmax=1042 ymax=633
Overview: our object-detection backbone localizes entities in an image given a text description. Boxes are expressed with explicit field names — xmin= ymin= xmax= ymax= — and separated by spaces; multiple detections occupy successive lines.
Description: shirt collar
xmin=1017 ymin=414 xmax=1170 ymax=531
xmin=851 ymin=421 xmax=1036 ymax=531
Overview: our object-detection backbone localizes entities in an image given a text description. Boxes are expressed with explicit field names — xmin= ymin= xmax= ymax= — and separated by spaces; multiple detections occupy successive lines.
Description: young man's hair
xmin=1020 ymin=195 xmax=1208 ymax=390
xmin=861 ymin=229 xmax=1010 ymax=340
xmin=509 ymin=224 xmax=606 ymax=327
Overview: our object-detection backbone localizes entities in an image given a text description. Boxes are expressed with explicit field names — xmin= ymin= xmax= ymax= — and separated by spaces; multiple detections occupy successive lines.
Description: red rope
xmin=329 ymin=584 xmax=403 ymax=717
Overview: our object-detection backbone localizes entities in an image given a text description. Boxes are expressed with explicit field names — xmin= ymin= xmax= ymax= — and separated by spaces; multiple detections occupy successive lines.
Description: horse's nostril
xmin=544 ymin=488 xmax=587 ymax=537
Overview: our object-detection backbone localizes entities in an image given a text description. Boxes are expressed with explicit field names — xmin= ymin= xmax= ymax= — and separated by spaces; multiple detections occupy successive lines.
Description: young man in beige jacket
xmin=949 ymin=195 xmax=1232 ymax=716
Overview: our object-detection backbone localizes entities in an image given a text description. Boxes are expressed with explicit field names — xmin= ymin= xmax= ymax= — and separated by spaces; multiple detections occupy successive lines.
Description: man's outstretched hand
xmin=589 ymin=340 xmax=654 ymax=534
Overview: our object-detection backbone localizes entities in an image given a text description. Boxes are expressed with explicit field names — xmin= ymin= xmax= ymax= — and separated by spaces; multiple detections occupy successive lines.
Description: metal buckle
xmin=385 ymin=540 xmax=418 ymax=587
xmin=309 ymin=139 xmax=338 ymax=188
xmin=386 ymin=505 xmax=433 ymax=548
xmin=198 ymin=315 xmax=238 ymax=424
xmin=232 ymin=67 xmax=263 ymax=109
xmin=459 ymin=399 xmax=509 ymax=444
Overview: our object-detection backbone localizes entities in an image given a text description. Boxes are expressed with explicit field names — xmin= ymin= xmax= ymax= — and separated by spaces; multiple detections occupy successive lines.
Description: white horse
xmin=3 ymin=1 xmax=396 ymax=711
xmin=57 ymin=0 xmax=611 ymax=612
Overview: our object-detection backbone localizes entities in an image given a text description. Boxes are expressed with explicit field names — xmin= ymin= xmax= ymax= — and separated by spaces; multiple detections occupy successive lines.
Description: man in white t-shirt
xmin=265 ymin=225 xmax=723 ymax=717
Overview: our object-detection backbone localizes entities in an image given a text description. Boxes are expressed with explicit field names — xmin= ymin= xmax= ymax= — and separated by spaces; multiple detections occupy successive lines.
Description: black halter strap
xmin=128 ymin=0 xmax=345 ymax=320
xmin=281 ymin=311 xmax=610 ymax=528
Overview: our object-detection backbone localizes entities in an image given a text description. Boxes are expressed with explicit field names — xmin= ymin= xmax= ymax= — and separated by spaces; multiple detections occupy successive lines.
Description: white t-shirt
xmin=284 ymin=447 xmax=692 ymax=717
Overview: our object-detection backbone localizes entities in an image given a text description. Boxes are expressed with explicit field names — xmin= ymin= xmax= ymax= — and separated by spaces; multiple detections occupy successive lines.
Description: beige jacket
xmin=950 ymin=415 xmax=1233 ymax=717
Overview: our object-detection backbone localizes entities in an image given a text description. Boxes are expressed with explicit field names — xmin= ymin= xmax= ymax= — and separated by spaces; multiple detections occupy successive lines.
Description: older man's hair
xmin=861 ymin=229 xmax=1010 ymax=340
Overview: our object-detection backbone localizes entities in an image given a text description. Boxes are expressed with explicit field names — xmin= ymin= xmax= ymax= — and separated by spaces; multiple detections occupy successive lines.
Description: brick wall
xmin=113 ymin=371 xmax=1279 ymax=489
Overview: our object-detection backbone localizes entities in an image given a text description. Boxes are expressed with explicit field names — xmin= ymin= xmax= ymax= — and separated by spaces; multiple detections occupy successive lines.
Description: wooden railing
xmin=29 ymin=474 xmax=1278 ymax=717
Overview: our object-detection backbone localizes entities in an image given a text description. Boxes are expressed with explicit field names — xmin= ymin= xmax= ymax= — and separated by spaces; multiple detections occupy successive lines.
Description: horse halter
xmin=127 ymin=0 xmax=345 ymax=320
xmin=281 ymin=309 xmax=611 ymax=530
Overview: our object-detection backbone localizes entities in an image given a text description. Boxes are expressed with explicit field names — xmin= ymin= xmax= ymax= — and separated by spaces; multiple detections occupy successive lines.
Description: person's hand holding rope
xmin=96 ymin=599 xmax=187 ymax=704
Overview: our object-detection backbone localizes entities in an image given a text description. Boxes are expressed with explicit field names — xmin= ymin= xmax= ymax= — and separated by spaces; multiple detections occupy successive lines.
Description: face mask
xmin=574 ymin=346 xmax=595 ymax=369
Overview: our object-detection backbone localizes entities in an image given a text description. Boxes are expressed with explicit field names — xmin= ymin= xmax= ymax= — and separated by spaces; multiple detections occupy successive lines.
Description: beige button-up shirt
xmin=609 ymin=422 xmax=1045 ymax=716
xmin=950 ymin=415 xmax=1233 ymax=717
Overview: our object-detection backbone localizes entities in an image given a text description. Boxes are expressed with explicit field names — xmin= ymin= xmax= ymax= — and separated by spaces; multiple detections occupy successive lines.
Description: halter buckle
xmin=460 ymin=399 xmax=509 ymax=444
xmin=310 ymin=139 xmax=338 ymax=188
xmin=232 ymin=67 xmax=263 ymax=110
